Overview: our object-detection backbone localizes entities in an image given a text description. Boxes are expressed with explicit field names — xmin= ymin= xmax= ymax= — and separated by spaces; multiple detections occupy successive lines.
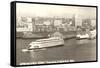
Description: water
xmin=16 ymin=38 xmax=96 ymax=65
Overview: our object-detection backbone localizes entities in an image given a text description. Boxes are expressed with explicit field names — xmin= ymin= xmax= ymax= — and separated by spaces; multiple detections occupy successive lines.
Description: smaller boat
xmin=76 ymin=29 xmax=96 ymax=40
xmin=76 ymin=33 xmax=89 ymax=39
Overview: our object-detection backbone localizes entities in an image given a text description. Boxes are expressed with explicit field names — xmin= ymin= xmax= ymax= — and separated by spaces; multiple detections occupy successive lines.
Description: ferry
xmin=27 ymin=37 xmax=64 ymax=50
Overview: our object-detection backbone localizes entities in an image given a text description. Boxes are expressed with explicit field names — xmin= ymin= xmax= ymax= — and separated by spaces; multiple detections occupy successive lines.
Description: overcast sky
xmin=16 ymin=3 xmax=96 ymax=19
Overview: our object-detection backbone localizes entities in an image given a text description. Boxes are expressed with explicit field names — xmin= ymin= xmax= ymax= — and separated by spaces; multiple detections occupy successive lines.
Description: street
xmin=16 ymin=38 xmax=96 ymax=65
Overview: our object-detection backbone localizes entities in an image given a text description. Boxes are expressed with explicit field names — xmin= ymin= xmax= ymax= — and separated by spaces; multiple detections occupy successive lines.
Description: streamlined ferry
xmin=27 ymin=37 xmax=64 ymax=49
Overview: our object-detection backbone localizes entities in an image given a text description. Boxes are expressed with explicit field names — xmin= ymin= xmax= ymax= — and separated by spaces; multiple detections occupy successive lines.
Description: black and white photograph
xmin=11 ymin=1 xmax=97 ymax=66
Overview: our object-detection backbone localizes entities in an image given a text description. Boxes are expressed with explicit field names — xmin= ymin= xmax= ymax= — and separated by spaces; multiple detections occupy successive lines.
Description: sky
xmin=16 ymin=3 xmax=96 ymax=19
